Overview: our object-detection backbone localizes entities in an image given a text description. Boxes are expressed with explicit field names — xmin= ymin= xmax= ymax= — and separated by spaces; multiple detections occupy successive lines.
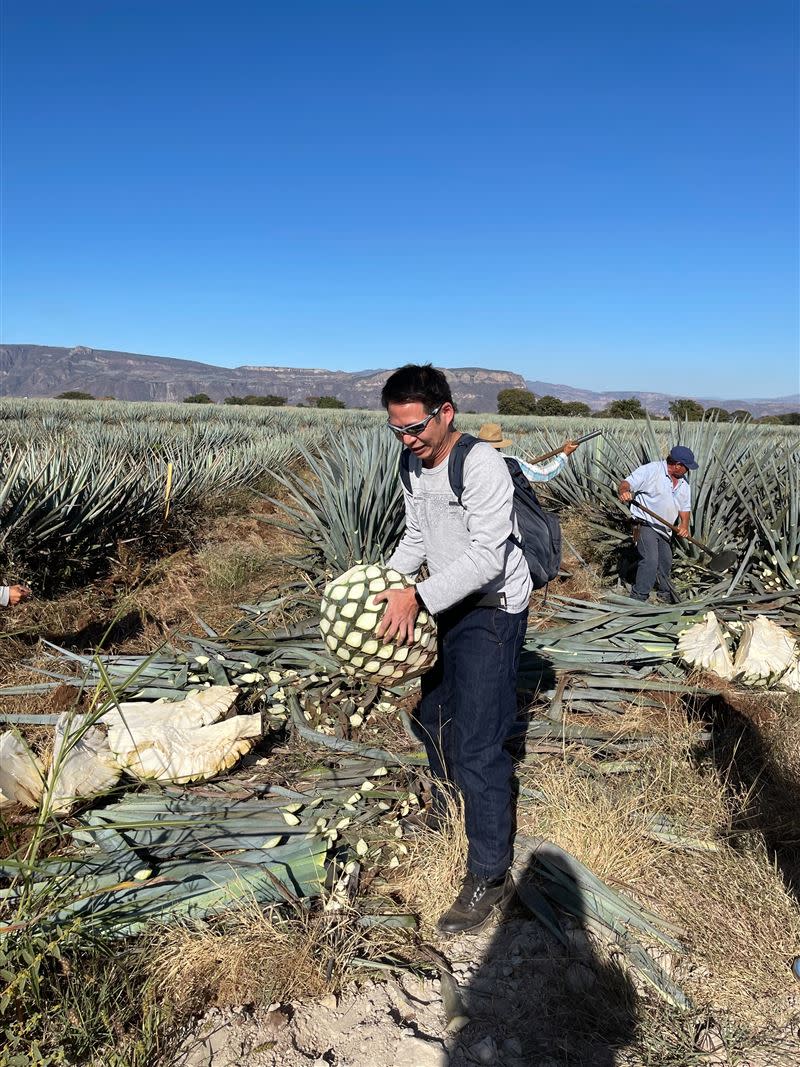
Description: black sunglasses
xmin=386 ymin=406 xmax=441 ymax=438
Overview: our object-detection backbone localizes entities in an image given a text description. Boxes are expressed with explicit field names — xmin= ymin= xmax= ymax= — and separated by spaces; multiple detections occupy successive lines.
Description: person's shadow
xmin=445 ymin=843 xmax=639 ymax=1066
xmin=699 ymin=692 xmax=800 ymax=902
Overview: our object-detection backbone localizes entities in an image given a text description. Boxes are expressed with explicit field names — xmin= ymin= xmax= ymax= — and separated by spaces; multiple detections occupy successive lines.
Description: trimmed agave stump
xmin=320 ymin=564 xmax=437 ymax=682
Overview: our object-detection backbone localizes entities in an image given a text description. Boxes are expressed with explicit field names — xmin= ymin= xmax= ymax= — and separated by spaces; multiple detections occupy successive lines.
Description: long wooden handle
xmin=527 ymin=445 xmax=567 ymax=465
xmin=630 ymin=501 xmax=708 ymax=553
xmin=527 ymin=429 xmax=602 ymax=466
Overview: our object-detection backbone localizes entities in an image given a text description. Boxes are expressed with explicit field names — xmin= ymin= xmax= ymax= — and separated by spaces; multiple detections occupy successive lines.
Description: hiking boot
xmin=436 ymin=871 xmax=511 ymax=935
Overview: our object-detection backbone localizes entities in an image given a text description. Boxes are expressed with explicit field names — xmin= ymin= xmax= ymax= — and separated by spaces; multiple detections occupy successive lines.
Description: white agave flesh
xmin=676 ymin=612 xmax=734 ymax=679
xmin=113 ymin=712 xmax=263 ymax=783
xmin=780 ymin=659 xmax=800 ymax=693
xmin=102 ymin=685 xmax=259 ymax=783
xmin=103 ymin=685 xmax=240 ymax=748
xmin=732 ymin=616 xmax=798 ymax=684
xmin=48 ymin=713 xmax=122 ymax=813
xmin=0 ymin=730 xmax=45 ymax=808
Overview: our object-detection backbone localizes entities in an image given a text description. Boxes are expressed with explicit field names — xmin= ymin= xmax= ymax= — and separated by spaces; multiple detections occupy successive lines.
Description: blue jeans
xmin=417 ymin=602 xmax=529 ymax=881
xmin=632 ymin=524 xmax=675 ymax=602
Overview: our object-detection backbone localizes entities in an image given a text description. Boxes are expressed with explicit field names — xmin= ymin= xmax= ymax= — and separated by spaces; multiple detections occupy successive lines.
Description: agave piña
xmin=320 ymin=564 xmax=437 ymax=682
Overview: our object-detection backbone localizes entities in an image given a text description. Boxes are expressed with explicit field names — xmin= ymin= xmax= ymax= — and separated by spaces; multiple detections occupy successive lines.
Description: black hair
xmin=380 ymin=363 xmax=455 ymax=413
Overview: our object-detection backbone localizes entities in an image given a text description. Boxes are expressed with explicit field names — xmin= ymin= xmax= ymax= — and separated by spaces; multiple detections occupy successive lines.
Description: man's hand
xmin=8 ymin=584 xmax=32 ymax=606
xmin=562 ymin=440 xmax=579 ymax=457
xmin=373 ymin=586 xmax=419 ymax=645
xmin=618 ymin=480 xmax=634 ymax=503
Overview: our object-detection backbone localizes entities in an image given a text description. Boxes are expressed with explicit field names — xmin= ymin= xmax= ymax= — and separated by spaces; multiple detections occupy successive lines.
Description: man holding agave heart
xmin=374 ymin=364 xmax=531 ymax=935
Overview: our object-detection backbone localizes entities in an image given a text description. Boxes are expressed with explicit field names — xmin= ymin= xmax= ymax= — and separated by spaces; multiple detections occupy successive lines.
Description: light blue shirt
xmin=511 ymin=452 xmax=567 ymax=483
xmin=627 ymin=460 xmax=691 ymax=535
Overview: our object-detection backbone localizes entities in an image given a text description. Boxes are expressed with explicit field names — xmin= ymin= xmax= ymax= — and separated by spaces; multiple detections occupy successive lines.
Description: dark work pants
xmin=631 ymin=525 xmax=675 ymax=602
xmin=418 ymin=602 xmax=529 ymax=881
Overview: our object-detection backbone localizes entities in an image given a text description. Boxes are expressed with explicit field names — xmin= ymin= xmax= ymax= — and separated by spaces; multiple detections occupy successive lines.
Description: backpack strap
xmin=503 ymin=457 xmax=527 ymax=550
xmin=399 ymin=447 xmax=413 ymax=493
xmin=400 ymin=434 xmax=485 ymax=501
xmin=447 ymin=433 xmax=483 ymax=504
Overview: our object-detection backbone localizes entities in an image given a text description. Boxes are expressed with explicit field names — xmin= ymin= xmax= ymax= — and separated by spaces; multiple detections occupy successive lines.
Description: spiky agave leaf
xmin=260 ymin=426 xmax=405 ymax=572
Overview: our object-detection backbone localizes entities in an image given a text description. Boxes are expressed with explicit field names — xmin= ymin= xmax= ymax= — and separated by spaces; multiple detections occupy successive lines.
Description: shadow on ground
xmin=9 ymin=608 xmax=146 ymax=652
xmin=701 ymin=693 xmax=800 ymax=903
xmin=443 ymin=850 xmax=639 ymax=1067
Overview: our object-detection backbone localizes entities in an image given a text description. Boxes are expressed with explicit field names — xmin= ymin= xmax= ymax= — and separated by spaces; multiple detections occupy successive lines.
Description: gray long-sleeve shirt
xmin=0 ymin=587 xmax=9 ymax=607
xmin=388 ymin=440 xmax=532 ymax=615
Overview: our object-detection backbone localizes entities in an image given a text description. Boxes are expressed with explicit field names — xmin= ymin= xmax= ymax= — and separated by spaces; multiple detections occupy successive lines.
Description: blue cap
xmin=669 ymin=445 xmax=698 ymax=470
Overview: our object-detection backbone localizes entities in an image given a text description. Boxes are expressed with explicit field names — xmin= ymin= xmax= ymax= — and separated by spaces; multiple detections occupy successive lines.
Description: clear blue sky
xmin=1 ymin=1 xmax=798 ymax=397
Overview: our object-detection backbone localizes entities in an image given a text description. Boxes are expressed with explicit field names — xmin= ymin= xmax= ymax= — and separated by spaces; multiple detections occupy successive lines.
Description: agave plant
xmin=261 ymin=426 xmax=406 ymax=574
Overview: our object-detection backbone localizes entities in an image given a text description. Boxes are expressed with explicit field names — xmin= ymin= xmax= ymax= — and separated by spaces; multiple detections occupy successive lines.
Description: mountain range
xmin=0 ymin=344 xmax=797 ymax=416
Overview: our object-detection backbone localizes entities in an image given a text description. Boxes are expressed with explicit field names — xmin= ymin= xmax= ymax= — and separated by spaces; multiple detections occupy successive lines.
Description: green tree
xmin=315 ymin=396 xmax=346 ymax=409
xmin=55 ymin=390 xmax=94 ymax=400
xmin=225 ymin=394 xmax=287 ymax=406
xmin=704 ymin=406 xmax=730 ymax=422
xmin=669 ymin=398 xmax=705 ymax=420
xmin=600 ymin=398 xmax=646 ymax=419
xmin=497 ymin=388 xmax=537 ymax=415
xmin=729 ymin=409 xmax=753 ymax=422
xmin=535 ymin=395 xmax=566 ymax=416
xmin=562 ymin=401 xmax=592 ymax=416
xmin=184 ymin=393 xmax=214 ymax=404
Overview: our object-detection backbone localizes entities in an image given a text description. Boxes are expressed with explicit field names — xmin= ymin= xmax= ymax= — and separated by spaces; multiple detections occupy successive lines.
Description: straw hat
xmin=477 ymin=422 xmax=513 ymax=449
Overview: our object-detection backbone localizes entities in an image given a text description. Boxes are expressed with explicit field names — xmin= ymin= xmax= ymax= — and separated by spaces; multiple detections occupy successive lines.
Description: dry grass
xmin=517 ymin=761 xmax=674 ymax=885
xmin=145 ymin=889 xmax=421 ymax=1020
xmin=515 ymin=704 xmax=800 ymax=1031
xmin=393 ymin=793 xmax=468 ymax=936
xmin=146 ymin=900 xmax=331 ymax=1015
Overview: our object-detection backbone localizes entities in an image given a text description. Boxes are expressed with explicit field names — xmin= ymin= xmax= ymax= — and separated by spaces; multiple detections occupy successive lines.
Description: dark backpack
xmin=399 ymin=433 xmax=562 ymax=591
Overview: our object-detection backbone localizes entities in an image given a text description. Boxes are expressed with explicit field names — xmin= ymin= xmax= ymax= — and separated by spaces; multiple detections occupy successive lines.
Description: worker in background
xmin=477 ymin=422 xmax=578 ymax=480
xmin=617 ymin=446 xmax=698 ymax=602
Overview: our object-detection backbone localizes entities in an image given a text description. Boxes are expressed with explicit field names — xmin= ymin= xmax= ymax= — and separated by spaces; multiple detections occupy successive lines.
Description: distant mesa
xmin=0 ymin=344 xmax=795 ymax=417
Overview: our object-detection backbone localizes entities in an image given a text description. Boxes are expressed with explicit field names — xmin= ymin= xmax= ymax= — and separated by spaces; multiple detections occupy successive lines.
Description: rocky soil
xmin=172 ymin=906 xmax=800 ymax=1067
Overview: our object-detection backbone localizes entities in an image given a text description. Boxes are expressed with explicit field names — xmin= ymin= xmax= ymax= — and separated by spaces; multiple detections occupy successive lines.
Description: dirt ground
xmin=171 ymin=906 xmax=800 ymax=1067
